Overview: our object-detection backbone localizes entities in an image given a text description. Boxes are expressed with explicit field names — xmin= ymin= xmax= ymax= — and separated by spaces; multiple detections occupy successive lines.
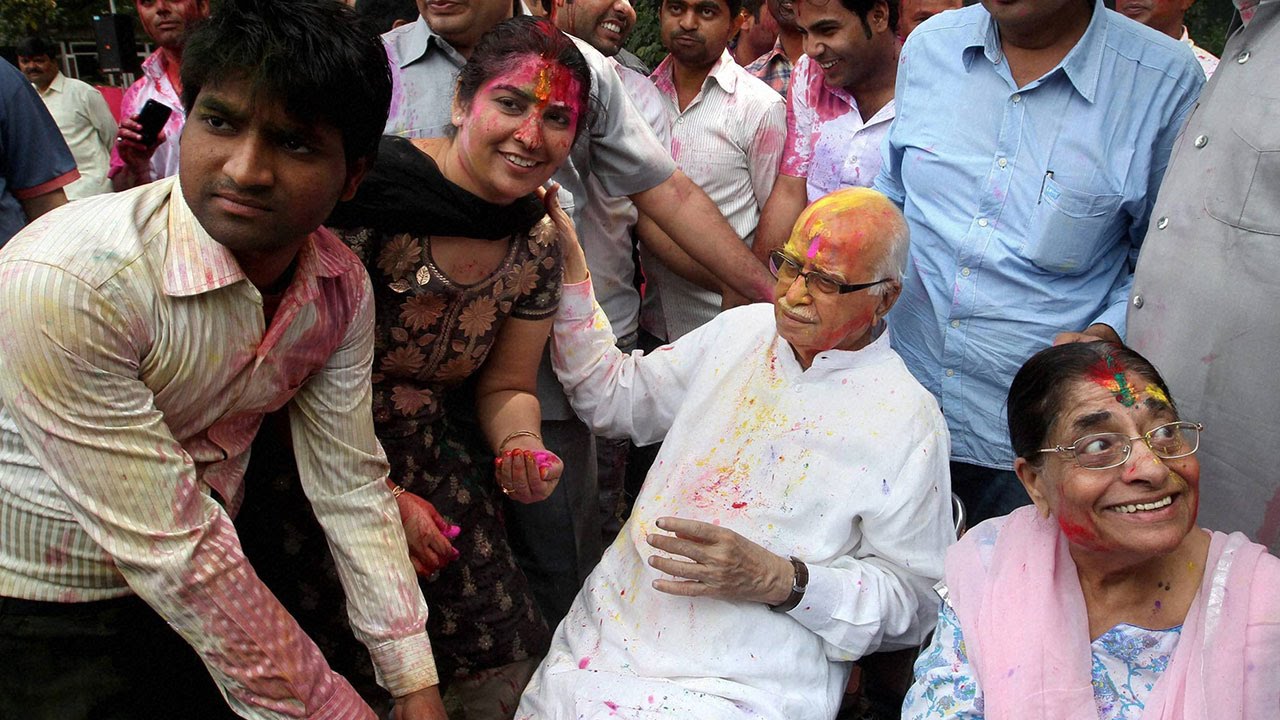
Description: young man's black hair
xmin=16 ymin=36 xmax=60 ymax=59
xmin=181 ymin=0 xmax=394 ymax=166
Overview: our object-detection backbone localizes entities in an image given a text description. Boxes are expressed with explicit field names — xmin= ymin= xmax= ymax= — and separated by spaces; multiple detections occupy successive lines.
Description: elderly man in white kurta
xmin=516 ymin=188 xmax=954 ymax=720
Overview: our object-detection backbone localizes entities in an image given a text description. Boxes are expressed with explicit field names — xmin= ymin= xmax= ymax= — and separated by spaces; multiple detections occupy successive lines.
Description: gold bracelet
xmin=499 ymin=429 xmax=542 ymax=450
xmin=390 ymin=484 xmax=406 ymax=499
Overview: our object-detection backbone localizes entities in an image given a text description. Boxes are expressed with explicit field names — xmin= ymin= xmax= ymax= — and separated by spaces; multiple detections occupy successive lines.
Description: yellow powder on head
xmin=1145 ymin=383 xmax=1171 ymax=407
xmin=782 ymin=188 xmax=902 ymax=271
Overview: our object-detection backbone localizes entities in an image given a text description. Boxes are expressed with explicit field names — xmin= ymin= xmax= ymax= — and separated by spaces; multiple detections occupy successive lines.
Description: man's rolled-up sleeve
xmin=288 ymin=271 xmax=437 ymax=696
xmin=0 ymin=261 xmax=369 ymax=718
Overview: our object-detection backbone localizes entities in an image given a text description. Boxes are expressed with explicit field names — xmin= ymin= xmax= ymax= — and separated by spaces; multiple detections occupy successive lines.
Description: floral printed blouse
xmin=904 ymin=600 xmax=1182 ymax=719
xmin=338 ymin=218 xmax=562 ymax=436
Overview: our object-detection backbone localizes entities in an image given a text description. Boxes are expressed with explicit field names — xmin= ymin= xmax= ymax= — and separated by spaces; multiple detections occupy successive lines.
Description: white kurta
xmin=517 ymin=280 xmax=954 ymax=720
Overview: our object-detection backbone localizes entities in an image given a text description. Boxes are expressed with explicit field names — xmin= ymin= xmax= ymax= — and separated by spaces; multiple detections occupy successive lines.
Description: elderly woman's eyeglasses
xmin=768 ymin=251 xmax=891 ymax=295
xmin=1038 ymin=421 xmax=1203 ymax=470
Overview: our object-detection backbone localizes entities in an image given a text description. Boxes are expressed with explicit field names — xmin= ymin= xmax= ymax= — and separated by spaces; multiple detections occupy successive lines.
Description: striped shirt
xmin=642 ymin=51 xmax=785 ymax=341
xmin=0 ymin=178 xmax=435 ymax=716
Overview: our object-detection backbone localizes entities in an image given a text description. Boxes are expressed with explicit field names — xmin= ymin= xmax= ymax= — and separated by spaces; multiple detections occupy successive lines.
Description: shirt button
xmin=1132 ymin=295 xmax=1144 ymax=309
xmin=960 ymin=267 xmax=971 ymax=277
xmin=950 ymin=320 xmax=961 ymax=329
xmin=1193 ymin=134 xmax=1208 ymax=148
xmin=1238 ymin=51 xmax=1251 ymax=64
xmin=1157 ymin=216 xmax=1169 ymax=230
xmin=977 ymin=218 xmax=989 ymax=227
xmin=945 ymin=368 xmax=956 ymax=377
xmin=677 ymin=117 xmax=684 ymax=124
xmin=998 ymin=157 xmax=1008 ymax=168
xmin=1011 ymin=93 xmax=1022 ymax=103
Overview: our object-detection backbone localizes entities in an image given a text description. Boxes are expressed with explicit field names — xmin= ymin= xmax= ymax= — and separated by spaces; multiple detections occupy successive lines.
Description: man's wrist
xmin=769 ymin=556 xmax=808 ymax=611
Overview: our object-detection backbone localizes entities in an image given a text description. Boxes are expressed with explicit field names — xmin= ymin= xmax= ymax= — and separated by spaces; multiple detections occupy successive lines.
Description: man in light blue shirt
xmin=874 ymin=0 xmax=1203 ymax=523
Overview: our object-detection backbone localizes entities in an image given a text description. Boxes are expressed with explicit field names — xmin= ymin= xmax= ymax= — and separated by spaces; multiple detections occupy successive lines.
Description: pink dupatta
xmin=945 ymin=506 xmax=1280 ymax=719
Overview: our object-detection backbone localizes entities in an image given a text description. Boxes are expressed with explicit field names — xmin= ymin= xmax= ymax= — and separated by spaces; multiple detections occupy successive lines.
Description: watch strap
xmin=769 ymin=556 xmax=808 ymax=613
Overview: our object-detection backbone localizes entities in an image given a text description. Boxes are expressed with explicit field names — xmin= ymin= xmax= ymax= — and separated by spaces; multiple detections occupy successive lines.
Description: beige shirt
xmin=0 ymin=178 xmax=436 ymax=715
xmin=37 ymin=72 xmax=116 ymax=199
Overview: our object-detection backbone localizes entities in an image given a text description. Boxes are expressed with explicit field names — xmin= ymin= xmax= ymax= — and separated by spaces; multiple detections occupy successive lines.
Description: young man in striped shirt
xmin=0 ymin=1 xmax=445 ymax=718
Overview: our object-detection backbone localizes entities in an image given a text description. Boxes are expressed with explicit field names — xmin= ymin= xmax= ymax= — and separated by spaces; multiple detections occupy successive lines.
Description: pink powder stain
xmin=444 ymin=524 xmax=462 ymax=540
xmin=731 ymin=501 xmax=748 ymax=509
xmin=530 ymin=450 xmax=555 ymax=471
xmin=1258 ymin=486 xmax=1280 ymax=549
xmin=605 ymin=701 xmax=619 ymax=712
xmin=578 ymin=656 xmax=592 ymax=669
xmin=648 ymin=695 xmax=654 ymax=704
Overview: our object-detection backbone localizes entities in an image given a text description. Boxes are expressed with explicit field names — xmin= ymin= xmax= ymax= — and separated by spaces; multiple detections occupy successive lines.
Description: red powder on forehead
xmin=1087 ymin=355 xmax=1137 ymax=408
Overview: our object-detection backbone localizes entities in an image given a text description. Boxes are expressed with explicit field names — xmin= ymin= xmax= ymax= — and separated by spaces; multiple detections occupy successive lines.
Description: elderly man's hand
xmin=645 ymin=516 xmax=795 ymax=605
xmin=1053 ymin=323 xmax=1121 ymax=346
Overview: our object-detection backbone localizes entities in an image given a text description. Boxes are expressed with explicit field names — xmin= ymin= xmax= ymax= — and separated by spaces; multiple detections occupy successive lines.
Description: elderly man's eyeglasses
xmin=1038 ymin=421 xmax=1203 ymax=470
xmin=768 ymin=251 xmax=892 ymax=295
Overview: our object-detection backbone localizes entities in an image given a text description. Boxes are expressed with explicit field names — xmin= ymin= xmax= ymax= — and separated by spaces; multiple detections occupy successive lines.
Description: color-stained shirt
xmin=518 ymin=279 xmax=953 ymax=720
xmin=37 ymin=71 xmax=117 ymax=199
xmin=642 ymin=51 xmax=785 ymax=341
xmin=781 ymin=54 xmax=894 ymax=202
xmin=0 ymin=59 xmax=78 ymax=246
xmin=0 ymin=178 xmax=436 ymax=717
xmin=108 ymin=50 xmax=185 ymax=183
xmin=1180 ymin=27 xmax=1220 ymax=78
xmin=744 ymin=37 xmax=794 ymax=95
xmin=874 ymin=0 xmax=1204 ymax=469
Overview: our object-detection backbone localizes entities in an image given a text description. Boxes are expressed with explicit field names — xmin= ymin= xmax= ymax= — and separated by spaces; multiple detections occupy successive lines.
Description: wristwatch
xmin=769 ymin=556 xmax=808 ymax=613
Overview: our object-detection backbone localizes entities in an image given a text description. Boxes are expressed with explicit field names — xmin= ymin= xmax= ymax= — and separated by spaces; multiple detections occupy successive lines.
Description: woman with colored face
xmin=903 ymin=342 xmax=1280 ymax=719
xmin=238 ymin=16 xmax=593 ymax=717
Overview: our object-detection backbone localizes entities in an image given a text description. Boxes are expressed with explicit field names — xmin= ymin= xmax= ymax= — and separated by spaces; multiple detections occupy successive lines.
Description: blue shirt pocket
xmin=1021 ymin=177 xmax=1125 ymax=275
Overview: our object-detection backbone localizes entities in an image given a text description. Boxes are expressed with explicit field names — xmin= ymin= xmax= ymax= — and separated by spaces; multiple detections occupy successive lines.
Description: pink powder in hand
xmin=530 ymin=450 xmax=555 ymax=472
xmin=444 ymin=524 xmax=462 ymax=540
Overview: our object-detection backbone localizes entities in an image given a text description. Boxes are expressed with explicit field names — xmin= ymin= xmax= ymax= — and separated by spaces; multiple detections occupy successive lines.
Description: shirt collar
xmin=652 ymin=50 xmax=741 ymax=98
xmin=141 ymin=48 xmax=170 ymax=82
xmin=40 ymin=71 xmax=66 ymax=96
xmin=162 ymin=177 xmax=356 ymax=297
xmin=966 ymin=0 xmax=1106 ymax=103
xmin=391 ymin=15 xmax=465 ymax=69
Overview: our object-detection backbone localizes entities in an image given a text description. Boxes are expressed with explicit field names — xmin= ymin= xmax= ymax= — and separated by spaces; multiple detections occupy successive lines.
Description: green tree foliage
xmin=627 ymin=0 xmax=667 ymax=69
xmin=1186 ymin=0 xmax=1234 ymax=57
xmin=0 ymin=0 xmax=62 ymax=40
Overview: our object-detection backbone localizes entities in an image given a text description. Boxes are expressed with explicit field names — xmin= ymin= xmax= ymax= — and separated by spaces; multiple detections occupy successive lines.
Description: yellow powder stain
xmin=1145 ymin=384 xmax=1171 ymax=407
xmin=534 ymin=65 xmax=552 ymax=104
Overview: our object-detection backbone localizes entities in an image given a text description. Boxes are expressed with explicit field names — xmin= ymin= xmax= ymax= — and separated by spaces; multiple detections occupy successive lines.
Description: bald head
xmin=773 ymin=188 xmax=908 ymax=368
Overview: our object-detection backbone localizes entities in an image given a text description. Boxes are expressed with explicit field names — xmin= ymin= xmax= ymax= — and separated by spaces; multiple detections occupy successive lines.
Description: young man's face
xmin=795 ymin=0 xmax=884 ymax=92
xmin=135 ymin=0 xmax=210 ymax=50
xmin=17 ymin=54 xmax=58 ymax=90
xmin=180 ymin=78 xmax=366 ymax=266
xmin=660 ymin=0 xmax=744 ymax=70
xmin=557 ymin=0 xmax=638 ymax=57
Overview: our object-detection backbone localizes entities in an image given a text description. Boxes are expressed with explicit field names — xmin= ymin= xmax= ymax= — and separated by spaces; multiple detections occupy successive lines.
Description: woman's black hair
xmin=453 ymin=16 xmax=594 ymax=139
xmin=181 ymin=0 xmax=393 ymax=166
xmin=1007 ymin=342 xmax=1176 ymax=462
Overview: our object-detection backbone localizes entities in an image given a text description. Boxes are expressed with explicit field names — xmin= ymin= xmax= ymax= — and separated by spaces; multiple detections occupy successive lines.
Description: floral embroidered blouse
xmin=338 ymin=218 xmax=562 ymax=436
xmin=903 ymin=600 xmax=1182 ymax=719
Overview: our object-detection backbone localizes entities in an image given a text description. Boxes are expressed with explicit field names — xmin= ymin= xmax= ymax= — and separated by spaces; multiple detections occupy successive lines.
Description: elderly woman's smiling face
xmin=1017 ymin=367 xmax=1200 ymax=562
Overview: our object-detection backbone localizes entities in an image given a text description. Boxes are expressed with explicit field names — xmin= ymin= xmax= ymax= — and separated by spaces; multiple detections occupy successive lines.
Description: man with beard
xmin=110 ymin=0 xmax=210 ymax=191
xmin=639 ymin=0 xmax=785 ymax=341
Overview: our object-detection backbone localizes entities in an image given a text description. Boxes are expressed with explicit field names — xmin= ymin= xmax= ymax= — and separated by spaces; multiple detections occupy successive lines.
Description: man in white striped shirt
xmin=0 ymin=2 xmax=445 ymax=718
xmin=640 ymin=0 xmax=786 ymax=341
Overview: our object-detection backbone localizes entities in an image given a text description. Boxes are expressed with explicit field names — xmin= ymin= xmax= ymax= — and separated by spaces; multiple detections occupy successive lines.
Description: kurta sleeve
xmin=550 ymin=277 xmax=717 ymax=446
xmin=786 ymin=415 xmax=952 ymax=658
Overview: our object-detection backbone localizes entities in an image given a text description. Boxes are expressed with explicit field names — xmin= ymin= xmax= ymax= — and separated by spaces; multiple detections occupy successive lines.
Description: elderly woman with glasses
xmin=902 ymin=342 xmax=1280 ymax=720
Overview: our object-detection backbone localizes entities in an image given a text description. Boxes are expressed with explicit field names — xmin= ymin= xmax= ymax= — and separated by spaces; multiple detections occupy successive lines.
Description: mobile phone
xmin=135 ymin=99 xmax=173 ymax=147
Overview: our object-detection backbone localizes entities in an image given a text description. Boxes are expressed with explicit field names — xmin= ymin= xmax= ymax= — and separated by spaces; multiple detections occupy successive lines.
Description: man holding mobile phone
xmin=109 ymin=0 xmax=210 ymax=191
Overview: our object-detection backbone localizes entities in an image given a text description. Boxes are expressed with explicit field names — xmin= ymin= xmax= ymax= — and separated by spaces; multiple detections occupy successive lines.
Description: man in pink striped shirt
xmin=0 ymin=1 xmax=445 ymax=718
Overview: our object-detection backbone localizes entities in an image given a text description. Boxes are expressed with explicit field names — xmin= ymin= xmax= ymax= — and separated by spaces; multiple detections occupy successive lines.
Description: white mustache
xmin=778 ymin=299 xmax=817 ymax=323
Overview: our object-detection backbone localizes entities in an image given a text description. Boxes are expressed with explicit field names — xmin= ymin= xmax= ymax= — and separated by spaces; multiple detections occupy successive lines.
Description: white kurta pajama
xmin=517 ymin=279 xmax=954 ymax=720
